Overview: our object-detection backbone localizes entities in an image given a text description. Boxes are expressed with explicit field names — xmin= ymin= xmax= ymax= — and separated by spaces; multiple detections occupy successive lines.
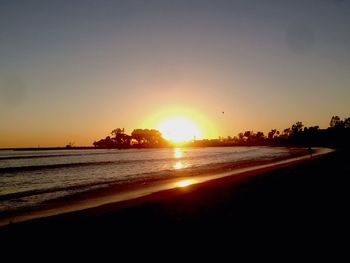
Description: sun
xmin=157 ymin=117 xmax=203 ymax=143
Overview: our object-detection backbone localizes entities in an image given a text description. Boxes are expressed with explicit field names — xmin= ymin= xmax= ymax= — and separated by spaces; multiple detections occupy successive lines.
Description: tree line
xmin=93 ymin=116 xmax=350 ymax=149
xmin=199 ymin=116 xmax=350 ymax=148
xmin=93 ymin=128 xmax=168 ymax=148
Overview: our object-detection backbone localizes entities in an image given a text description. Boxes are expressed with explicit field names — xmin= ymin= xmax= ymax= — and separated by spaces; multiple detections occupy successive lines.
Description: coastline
xmin=2 ymin=147 xmax=349 ymax=246
xmin=0 ymin=147 xmax=332 ymax=226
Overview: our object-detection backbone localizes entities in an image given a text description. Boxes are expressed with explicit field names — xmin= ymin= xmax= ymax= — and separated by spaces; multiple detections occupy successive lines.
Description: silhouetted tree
xmin=344 ymin=118 xmax=350 ymax=129
xmin=243 ymin=131 xmax=252 ymax=138
xmin=131 ymin=129 xmax=164 ymax=146
xmin=131 ymin=129 xmax=144 ymax=144
xmin=149 ymin=129 xmax=163 ymax=144
xmin=111 ymin=128 xmax=124 ymax=137
xmin=111 ymin=128 xmax=124 ymax=144
xmin=268 ymin=129 xmax=277 ymax=140
xmin=291 ymin=121 xmax=303 ymax=134
xmin=330 ymin=116 xmax=342 ymax=128
xmin=238 ymin=132 xmax=244 ymax=141
xmin=95 ymin=136 xmax=114 ymax=148
xmin=280 ymin=128 xmax=291 ymax=139
xmin=93 ymin=115 xmax=350 ymax=149
xmin=256 ymin=131 xmax=265 ymax=140
xmin=111 ymin=128 xmax=131 ymax=146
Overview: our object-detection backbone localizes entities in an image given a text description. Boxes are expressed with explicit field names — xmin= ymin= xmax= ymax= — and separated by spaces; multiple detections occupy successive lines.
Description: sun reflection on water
xmin=175 ymin=179 xmax=195 ymax=188
xmin=174 ymin=148 xmax=183 ymax=158
xmin=174 ymin=161 xmax=184 ymax=169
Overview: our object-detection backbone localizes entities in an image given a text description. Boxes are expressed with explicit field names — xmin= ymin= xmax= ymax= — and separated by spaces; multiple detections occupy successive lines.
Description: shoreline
xmin=0 ymin=147 xmax=333 ymax=226
xmin=2 ymin=146 xmax=348 ymax=246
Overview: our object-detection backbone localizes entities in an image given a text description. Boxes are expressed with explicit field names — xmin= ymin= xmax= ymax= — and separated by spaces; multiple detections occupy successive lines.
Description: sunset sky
xmin=1 ymin=0 xmax=350 ymax=147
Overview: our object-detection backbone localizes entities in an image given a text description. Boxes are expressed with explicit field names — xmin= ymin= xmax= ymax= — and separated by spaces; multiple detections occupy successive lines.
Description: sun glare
xmin=175 ymin=179 xmax=195 ymax=188
xmin=141 ymin=106 xmax=217 ymax=143
xmin=174 ymin=148 xmax=182 ymax=158
xmin=157 ymin=117 xmax=202 ymax=143
xmin=174 ymin=161 xmax=185 ymax=169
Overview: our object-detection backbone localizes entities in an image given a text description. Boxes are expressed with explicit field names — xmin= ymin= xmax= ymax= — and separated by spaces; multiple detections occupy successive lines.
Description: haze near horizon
xmin=1 ymin=0 xmax=349 ymax=147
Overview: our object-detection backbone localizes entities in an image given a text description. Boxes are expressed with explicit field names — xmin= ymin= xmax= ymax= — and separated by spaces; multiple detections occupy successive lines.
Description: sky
xmin=0 ymin=0 xmax=350 ymax=147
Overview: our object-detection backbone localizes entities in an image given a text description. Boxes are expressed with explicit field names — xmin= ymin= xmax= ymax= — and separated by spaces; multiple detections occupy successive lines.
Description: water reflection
xmin=174 ymin=161 xmax=184 ymax=169
xmin=175 ymin=179 xmax=196 ymax=188
xmin=174 ymin=148 xmax=183 ymax=158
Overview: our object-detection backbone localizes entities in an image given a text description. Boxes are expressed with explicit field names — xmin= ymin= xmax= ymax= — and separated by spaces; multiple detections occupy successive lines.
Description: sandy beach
xmin=1 ymin=147 xmax=348 ymax=246
xmin=0 ymin=147 xmax=324 ymax=225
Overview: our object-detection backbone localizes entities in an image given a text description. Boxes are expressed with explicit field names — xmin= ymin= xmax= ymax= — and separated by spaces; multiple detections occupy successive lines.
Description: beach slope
xmin=1 ymin=149 xmax=348 ymax=244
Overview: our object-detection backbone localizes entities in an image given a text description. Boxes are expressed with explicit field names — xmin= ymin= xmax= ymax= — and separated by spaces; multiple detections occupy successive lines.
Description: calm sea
xmin=0 ymin=146 xmax=293 ymax=213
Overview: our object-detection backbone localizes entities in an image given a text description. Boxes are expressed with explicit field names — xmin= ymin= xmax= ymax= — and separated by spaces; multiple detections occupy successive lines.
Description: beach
xmin=0 ymin=146 xmax=306 ymax=223
xmin=1 ymin=148 xmax=348 ymax=245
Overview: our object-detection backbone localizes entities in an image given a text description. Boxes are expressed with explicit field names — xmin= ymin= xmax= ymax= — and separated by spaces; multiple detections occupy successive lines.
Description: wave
xmin=0 ymin=180 xmax=114 ymax=201
xmin=0 ymin=157 xmax=182 ymax=174
xmin=0 ymin=162 xmax=230 ymax=201
xmin=0 ymin=154 xmax=293 ymax=202
xmin=0 ymin=151 xmax=241 ymax=174
xmin=0 ymin=160 xmax=137 ymax=174
xmin=0 ymin=146 xmax=261 ymax=160
xmin=0 ymin=150 xmax=131 ymax=160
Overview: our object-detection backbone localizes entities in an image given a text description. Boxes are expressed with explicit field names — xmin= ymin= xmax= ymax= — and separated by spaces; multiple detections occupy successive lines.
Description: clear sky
xmin=1 ymin=0 xmax=349 ymax=147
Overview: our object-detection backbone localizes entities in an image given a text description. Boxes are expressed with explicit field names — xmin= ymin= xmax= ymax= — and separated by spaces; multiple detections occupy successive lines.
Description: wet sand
xmin=0 ymin=147 xmax=324 ymax=225
xmin=1 ymin=148 xmax=348 ymax=245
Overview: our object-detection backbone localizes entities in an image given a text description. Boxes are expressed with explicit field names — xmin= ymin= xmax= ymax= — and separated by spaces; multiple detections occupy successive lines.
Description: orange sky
xmin=1 ymin=1 xmax=349 ymax=147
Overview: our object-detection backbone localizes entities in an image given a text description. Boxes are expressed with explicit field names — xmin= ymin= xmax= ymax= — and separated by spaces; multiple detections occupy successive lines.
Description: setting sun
xmin=157 ymin=117 xmax=203 ymax=143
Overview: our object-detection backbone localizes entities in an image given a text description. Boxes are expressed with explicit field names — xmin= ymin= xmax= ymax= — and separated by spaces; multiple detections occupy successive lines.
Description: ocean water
xmin=0 ymin=147 xmax=294 ymax=213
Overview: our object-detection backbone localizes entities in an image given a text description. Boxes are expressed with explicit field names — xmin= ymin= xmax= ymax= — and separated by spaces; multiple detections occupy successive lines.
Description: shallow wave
xmin=0 ymin=148 xmax=163 ymax=160
xmin=0 ymin=153 xmax=293 ymax=202
xmin=0 ymin=146 xmax=260 ymax=160
xmin=0 ymin=160 xmax=131 ymax=174
xmin=0 ymin=151 xmax=240 ymax=174
xmin=0 ymin=152 xmax=118 ymax=160
xmin=0 ymin=147 xmax=299 ymax=214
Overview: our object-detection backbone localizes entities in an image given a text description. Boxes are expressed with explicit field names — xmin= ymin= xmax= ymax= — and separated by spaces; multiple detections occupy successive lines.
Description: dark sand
xmin=1 ymin=149 xmax=349 ymax=247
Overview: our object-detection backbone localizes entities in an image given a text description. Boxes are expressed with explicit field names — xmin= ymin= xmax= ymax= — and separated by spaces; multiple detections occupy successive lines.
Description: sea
xmin=0 ymin=146 xmax=296 ymax=214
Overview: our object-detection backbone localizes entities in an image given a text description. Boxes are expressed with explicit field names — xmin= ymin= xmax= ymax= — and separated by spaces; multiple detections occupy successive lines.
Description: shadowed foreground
xmin=0 ymin=150 xmax=349 ymax=246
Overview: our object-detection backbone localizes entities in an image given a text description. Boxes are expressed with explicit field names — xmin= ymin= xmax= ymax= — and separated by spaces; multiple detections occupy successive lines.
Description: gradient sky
xmin=1 ymin=0 xmax=350 ymax=147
